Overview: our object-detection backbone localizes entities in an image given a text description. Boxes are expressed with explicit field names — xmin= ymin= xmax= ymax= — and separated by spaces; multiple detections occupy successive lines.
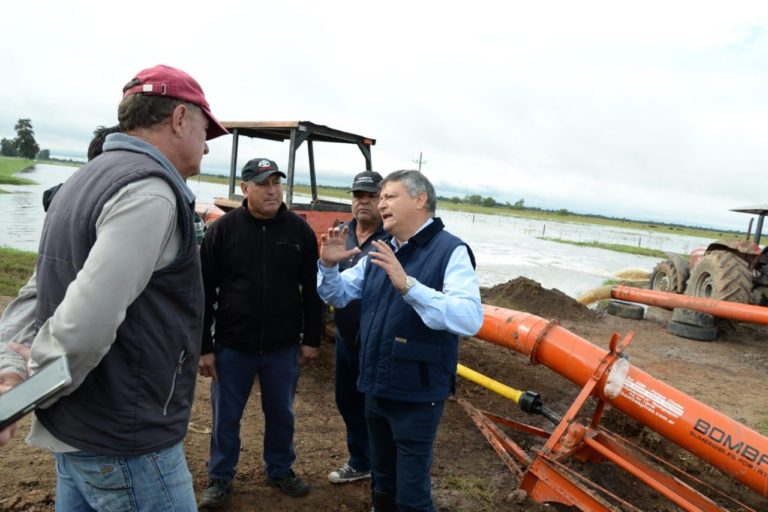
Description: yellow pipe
xmin=457 ymin=363 xmax=523 ymax=403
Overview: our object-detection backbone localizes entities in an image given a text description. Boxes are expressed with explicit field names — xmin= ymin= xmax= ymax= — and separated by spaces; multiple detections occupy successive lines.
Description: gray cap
xmin=350 ymin=171 xmax=383 ymax=193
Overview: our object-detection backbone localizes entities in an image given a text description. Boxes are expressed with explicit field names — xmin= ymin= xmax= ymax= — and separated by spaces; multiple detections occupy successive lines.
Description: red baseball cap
xmin=122 ymin=64 xmax=229 ymax=141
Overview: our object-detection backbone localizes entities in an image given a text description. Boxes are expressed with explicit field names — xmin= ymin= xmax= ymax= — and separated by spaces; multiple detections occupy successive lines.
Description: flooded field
xmin=0 ymin=164 xmax=717 ymax=298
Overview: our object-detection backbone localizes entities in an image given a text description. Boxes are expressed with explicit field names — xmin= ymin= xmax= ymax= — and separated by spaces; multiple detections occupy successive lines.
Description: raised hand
xmin=368 ymin=240 xmax=408 ymax=292
xmin=319 ymin=225 xmax=360 ymax=267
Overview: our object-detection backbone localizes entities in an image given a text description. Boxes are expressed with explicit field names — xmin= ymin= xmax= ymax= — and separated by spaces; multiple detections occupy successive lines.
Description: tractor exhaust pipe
xmin=476 ymin=304 xmax=768 ymax=498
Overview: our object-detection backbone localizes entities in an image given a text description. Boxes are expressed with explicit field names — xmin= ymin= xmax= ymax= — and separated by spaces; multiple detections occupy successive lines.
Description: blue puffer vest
xmin=358 ymin=218 xmax=473 ymax=402
xmin=34 ymin=149 xmax=203 ymax=456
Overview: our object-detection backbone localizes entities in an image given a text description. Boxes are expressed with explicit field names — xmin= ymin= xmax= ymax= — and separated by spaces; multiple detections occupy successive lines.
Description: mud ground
xmin=1 ymin=277 xmax=767 ymax=511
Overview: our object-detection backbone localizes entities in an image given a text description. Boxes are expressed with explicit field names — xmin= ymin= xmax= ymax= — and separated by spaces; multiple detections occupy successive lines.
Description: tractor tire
xmin=606 ymin=300 xmax=644 ymax=320
xmin=666 ymin=319 xmax=718 ymax=342
xmin=649 ymin=259 xmax=689 ymax=294
xmin=685 ymin=250 xmax=752 ymax=304
xmin=670 ymin=308 xmax=715 ymax=328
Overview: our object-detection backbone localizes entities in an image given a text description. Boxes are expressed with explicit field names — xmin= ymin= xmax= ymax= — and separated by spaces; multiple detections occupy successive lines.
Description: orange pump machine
xmin=461 ymin=304 xmax=767 ymax=511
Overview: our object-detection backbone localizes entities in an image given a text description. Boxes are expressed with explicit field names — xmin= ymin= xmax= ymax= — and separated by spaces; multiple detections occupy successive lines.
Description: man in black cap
xmin=197 ymin=158 xmax=322 ymax=506
xmin=328 ymin=171 xmax=387 ymax=484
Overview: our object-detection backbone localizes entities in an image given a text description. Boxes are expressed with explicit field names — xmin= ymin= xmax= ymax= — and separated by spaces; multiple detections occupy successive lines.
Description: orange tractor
xmin=649 ymin=206 xmax=768 ymax=305
xmin=196 ymin=121 xmax=376 ymax=240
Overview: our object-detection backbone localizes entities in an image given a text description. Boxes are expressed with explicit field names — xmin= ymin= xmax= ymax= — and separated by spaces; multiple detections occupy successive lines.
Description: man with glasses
xmin=328 ymin=171 xmax=387 ymax=485
xmin=317 ymin=170 xmax=483 ymax=512
xmin=198 ymin=158 xmax=322 ymax=507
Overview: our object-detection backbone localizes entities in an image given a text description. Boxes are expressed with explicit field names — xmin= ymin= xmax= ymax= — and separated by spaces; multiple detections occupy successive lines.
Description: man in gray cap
xmin=198 ymin=158 xmax=322 ymax=506
xmin=328 ymin=171 xmax=387 ymax=485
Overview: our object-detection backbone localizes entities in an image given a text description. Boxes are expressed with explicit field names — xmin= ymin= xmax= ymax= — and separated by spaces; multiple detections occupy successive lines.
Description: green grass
xmin=39 ymin=159 xmax=81 ymax=168
xmin=441 ymin=201 xmax=741 ymax=240
xmin=539 ymin=237 xmax=667 ymax=258
xmin=0 ymin=247 xmax=36 ymax=296
xmin=442 ymin=474 xmax=496 ymax=512
xmin=194 ymin=173 xmax=230 ymax=185
xmin=0 ymin=156 xmax=36 ymax=185
xmin=192 ymin=174 xmax=352 ymax=201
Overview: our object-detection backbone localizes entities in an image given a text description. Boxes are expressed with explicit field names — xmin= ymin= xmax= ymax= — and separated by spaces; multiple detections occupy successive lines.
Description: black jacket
xmin=200 ymin=201 xmax=322 ymax=354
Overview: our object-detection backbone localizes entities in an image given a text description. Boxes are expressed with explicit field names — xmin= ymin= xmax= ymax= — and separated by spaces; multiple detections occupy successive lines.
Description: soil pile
xmin=481 ymin=276 xmax=598 ymax=322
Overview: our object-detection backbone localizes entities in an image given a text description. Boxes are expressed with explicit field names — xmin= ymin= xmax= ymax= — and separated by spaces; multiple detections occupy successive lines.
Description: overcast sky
xmin=1 ymin=1 xmax=767 ymax=230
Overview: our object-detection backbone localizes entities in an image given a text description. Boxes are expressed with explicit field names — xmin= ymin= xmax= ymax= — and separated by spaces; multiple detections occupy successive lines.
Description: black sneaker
xmin=266 ymin=469 xmax=310 ymax=497
xmin=328 ymin=463 xmax=372 ymax=484
xmin=198 ymin=479 xmax=232 ymax=509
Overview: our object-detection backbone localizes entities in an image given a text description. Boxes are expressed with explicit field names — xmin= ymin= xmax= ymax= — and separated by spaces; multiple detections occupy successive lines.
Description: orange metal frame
xmin=195 ymin=201 xmax=351 ymax=247
xmin=463 ymin=305 xmax=767 ymax=511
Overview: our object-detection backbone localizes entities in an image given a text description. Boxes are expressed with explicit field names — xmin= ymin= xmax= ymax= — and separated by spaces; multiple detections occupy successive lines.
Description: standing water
xmin=0 ymin=164 xmax=719 ymax=298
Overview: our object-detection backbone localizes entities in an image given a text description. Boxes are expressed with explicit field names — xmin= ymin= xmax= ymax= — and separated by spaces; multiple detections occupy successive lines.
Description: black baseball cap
xmin=350 ymin=171 xmax=383 ymax=193
xmin=241 ymin=158 xmax=287 ymax=183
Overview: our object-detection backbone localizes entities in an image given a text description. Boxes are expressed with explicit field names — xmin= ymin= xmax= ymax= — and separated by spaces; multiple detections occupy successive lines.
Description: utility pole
xmin=412 ymin=152 xmax=426 ymax=172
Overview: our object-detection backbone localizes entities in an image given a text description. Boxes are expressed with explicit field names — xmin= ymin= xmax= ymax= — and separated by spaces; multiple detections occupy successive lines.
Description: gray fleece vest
xmin=34 ymin=149 xmax=203 ymax=456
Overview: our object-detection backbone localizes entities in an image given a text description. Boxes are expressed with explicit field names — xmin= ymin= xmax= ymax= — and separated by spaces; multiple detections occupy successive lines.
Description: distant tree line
xmin=1 ymin=118 xmax=49 ymax=160
xmin=439 ymin=193 xmax=562 ymax=213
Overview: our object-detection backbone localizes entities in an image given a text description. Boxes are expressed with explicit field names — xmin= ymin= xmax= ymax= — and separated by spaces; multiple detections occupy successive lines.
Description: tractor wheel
xmin=606 ymin=300 xmax=645 ymax=320
xmin=685 ymin=250 xmax=752 ymax=304
xmin=671 ymin=308 xmax=715 ymax=328
xmin=667 ymin=319 xmax=718 ymax=342
xmin=649 ymin=259 xmax=688 ymax=294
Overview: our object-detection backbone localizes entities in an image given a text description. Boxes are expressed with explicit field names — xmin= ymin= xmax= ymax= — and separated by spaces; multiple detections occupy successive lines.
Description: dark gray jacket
xmin=35 ymin=148 xmax=203 ymax=456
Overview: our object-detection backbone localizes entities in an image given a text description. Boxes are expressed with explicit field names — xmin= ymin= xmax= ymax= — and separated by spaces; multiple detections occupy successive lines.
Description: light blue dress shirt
xmin=317 ymin=218 xmax=483 ymax=337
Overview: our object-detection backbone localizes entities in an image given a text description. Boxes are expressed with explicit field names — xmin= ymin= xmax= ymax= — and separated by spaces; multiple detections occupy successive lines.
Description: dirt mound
xmin=481 ymin=276 xmax=598 ymax=322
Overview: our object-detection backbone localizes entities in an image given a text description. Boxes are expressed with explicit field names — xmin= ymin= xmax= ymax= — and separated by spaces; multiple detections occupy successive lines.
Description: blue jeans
xmin=334 ymin=333 xmax=370 ymax=471
xmin=54 ymin=442 xmax=196 ymax=511
xmin=365 ymin=395 xmax=445 ymax=512
xmin=209 ymin=343 xmax=299 ymax=480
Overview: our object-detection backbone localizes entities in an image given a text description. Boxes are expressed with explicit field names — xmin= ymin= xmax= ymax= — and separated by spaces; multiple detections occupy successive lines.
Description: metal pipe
xmin=611 ymin=285 xmax=768 ymax=325
xmin=228 ymin=128 xmax=239 ymax=198
xmin=308 ymin=140 xmax=317 ymax=203
xmin=476 ymin=304 xmax=768 ymax=497
xmin=286 ymin=128 xmax=297 ymax=209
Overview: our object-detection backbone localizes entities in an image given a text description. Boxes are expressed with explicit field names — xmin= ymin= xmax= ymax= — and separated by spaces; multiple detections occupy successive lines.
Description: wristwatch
xmin=401 ymin=275 xmax=417 ymax=295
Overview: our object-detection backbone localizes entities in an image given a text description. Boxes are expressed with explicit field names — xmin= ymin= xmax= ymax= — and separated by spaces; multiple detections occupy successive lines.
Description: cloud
xmin=2 ymin=0 xmax=767 ymax=231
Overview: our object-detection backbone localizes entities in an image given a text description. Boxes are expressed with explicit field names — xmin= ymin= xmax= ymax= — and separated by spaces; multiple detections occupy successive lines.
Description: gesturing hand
xmin=319 ymin=225 xmax=360 ymax=267
xmin=368 ymin=240 xmax=407 ymax=293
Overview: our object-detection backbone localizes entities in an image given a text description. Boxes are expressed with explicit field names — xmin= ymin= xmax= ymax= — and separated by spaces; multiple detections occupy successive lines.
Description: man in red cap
xmin=0 ymin=64 xmax=227 ymax=510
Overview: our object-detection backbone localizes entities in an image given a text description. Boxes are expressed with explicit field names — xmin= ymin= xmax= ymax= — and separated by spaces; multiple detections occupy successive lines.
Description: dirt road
xmin=1 ymin=278 xmax=766 ymax=511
